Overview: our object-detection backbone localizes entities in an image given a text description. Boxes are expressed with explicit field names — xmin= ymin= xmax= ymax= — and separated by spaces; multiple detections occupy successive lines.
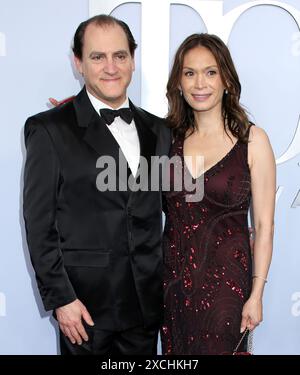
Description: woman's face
xmin=180 ymin=46 xmax=225 ymax=115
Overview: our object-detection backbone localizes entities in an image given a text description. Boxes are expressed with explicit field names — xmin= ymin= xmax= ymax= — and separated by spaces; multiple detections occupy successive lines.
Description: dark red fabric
xmin=162 ymin=133 xmax=252 ymax=355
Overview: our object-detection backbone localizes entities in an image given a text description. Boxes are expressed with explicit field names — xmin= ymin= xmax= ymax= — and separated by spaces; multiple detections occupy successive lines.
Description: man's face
xmin=75 ymin=23 xmax=135 ymax=108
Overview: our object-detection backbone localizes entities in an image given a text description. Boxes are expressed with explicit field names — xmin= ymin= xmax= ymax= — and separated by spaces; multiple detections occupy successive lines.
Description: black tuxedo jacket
xmin=23 ymin=88 xmax=171 ymax=330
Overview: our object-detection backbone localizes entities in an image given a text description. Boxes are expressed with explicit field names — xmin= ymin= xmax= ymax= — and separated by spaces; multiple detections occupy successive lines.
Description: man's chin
xmin=99 ymin=94 xmax=127 ymax=107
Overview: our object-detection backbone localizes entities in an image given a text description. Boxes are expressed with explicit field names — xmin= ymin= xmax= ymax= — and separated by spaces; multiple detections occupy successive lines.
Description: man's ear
xmin=131 ymin=54 xmax=135 ymax=72
xmin=74 ymin=55 xmax=83 ymax=75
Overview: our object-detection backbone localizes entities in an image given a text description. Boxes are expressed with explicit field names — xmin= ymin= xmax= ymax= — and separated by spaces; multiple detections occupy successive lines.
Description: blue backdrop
xmin=0 ymin=0 xmax=299 ymax=354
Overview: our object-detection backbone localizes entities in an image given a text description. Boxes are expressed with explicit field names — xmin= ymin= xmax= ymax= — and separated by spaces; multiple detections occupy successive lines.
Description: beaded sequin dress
xmin=161 ymin=132 xmax=252 ymax=355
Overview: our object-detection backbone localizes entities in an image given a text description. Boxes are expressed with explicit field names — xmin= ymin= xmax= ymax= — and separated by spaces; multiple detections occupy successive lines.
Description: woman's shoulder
xmin=247 ymin=124 xmax=274 ymax=168
xmin=248 ymin=124 xmax=270 ymax=145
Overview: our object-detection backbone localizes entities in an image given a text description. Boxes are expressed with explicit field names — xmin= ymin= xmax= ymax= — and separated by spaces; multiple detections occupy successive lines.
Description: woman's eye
xmin=184 ymin=71 xmax=194 ymax=77
xmin=207 ymin=70 xmax=217 ymax=76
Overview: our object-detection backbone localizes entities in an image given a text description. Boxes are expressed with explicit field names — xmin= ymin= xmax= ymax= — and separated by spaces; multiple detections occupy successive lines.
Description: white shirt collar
xmin=86 ymin=88 xmax=130 ymax=115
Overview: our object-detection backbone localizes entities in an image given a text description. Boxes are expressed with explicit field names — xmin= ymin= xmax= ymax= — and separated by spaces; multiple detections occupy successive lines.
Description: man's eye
xmin=92 ymin=55 xmax=103 ymax=60
xmin=116 ymin=54 xmax=126 ymax=60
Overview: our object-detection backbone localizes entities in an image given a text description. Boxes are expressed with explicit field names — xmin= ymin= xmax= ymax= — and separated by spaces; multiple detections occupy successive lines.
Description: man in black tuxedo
xmin=23 ymin=14 xmax=171 ymax=355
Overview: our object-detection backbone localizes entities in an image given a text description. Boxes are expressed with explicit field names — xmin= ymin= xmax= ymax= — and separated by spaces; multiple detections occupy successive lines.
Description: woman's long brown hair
xmin=166 ymin=33 xmax=251 ymax=142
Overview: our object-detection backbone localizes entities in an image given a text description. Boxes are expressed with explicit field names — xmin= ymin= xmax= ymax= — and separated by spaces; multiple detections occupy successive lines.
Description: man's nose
xmin=104 ymin=57 xmax=118 ymax=74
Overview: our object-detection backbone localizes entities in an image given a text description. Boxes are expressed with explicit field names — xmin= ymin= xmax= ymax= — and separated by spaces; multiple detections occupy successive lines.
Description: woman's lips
xmin=191 ymin=94 xmax=211 ymax=102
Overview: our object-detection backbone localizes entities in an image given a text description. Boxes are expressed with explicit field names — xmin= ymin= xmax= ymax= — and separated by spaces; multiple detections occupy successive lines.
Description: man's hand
xmin=55 ymin=299 xmax=94 ymax=345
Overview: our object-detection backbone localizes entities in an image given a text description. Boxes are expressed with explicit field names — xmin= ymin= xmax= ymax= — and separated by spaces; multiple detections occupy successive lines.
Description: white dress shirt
xmin=87 ymin=90 xmax=140 ymax=177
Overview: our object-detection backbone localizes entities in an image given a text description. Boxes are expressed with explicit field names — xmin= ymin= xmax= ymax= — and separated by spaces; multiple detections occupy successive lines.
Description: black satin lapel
xmin=73 ymin=88 xmax=118 ymax=159
xmin=132 ymin=107 xmax=157 ymax=172
xmin=84 ymin=115 xmax=132 ymax=192
xmin=127 ymin=104 xmax=157 ymax=200
xmin=73 ymin=90 xmax=130 ymax=191
xmin=83 ymin=113 xmax=118 ymax=160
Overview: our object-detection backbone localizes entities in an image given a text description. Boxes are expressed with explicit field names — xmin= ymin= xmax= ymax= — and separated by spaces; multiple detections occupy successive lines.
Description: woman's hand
xmin=49 ymin=96 xmax=75 ymax=107
xmin=248 ymin=226 xmax=255 ymax=256
xmin=240 ymin=296 xmax=262 ymax=332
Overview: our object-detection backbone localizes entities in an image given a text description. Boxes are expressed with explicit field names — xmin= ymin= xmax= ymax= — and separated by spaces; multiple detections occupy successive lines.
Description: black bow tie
xmin=100 ymin=108 xmax=133 ymax=125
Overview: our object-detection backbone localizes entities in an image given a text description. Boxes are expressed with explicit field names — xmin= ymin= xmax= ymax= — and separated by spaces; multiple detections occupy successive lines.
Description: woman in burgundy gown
xmin=161 ymin=34 xmax=275 ymax=355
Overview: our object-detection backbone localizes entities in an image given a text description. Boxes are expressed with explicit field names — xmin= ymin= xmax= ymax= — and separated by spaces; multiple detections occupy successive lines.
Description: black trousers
xmin=59 ymin=324 xmax=159 ymax=355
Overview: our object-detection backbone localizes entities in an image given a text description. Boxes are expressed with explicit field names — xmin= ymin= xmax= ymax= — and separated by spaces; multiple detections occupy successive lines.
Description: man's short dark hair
xmin=72 ymin=14 xmax=138 ymax=59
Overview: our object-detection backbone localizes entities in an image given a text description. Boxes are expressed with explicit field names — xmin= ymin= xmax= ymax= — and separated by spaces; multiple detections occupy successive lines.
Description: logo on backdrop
xmin=90 ymin=0 xmax=300 ymax=168
xmin=292 ymin=31 xmax=300 ymax=56
xmin=0 ymin=32 xmax=6 ymax=57
xmin=291 ymin=189 xmax=300 ymax=208
xmin=0 ymin=292 xmax=6 ymax=317
xmin=291 ymin=292 xmax=300 ymax=317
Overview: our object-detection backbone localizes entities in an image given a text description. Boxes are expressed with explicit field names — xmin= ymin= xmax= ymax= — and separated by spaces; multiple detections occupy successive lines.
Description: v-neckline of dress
xmin=182 ymin=137 xmax=240 ymax=180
